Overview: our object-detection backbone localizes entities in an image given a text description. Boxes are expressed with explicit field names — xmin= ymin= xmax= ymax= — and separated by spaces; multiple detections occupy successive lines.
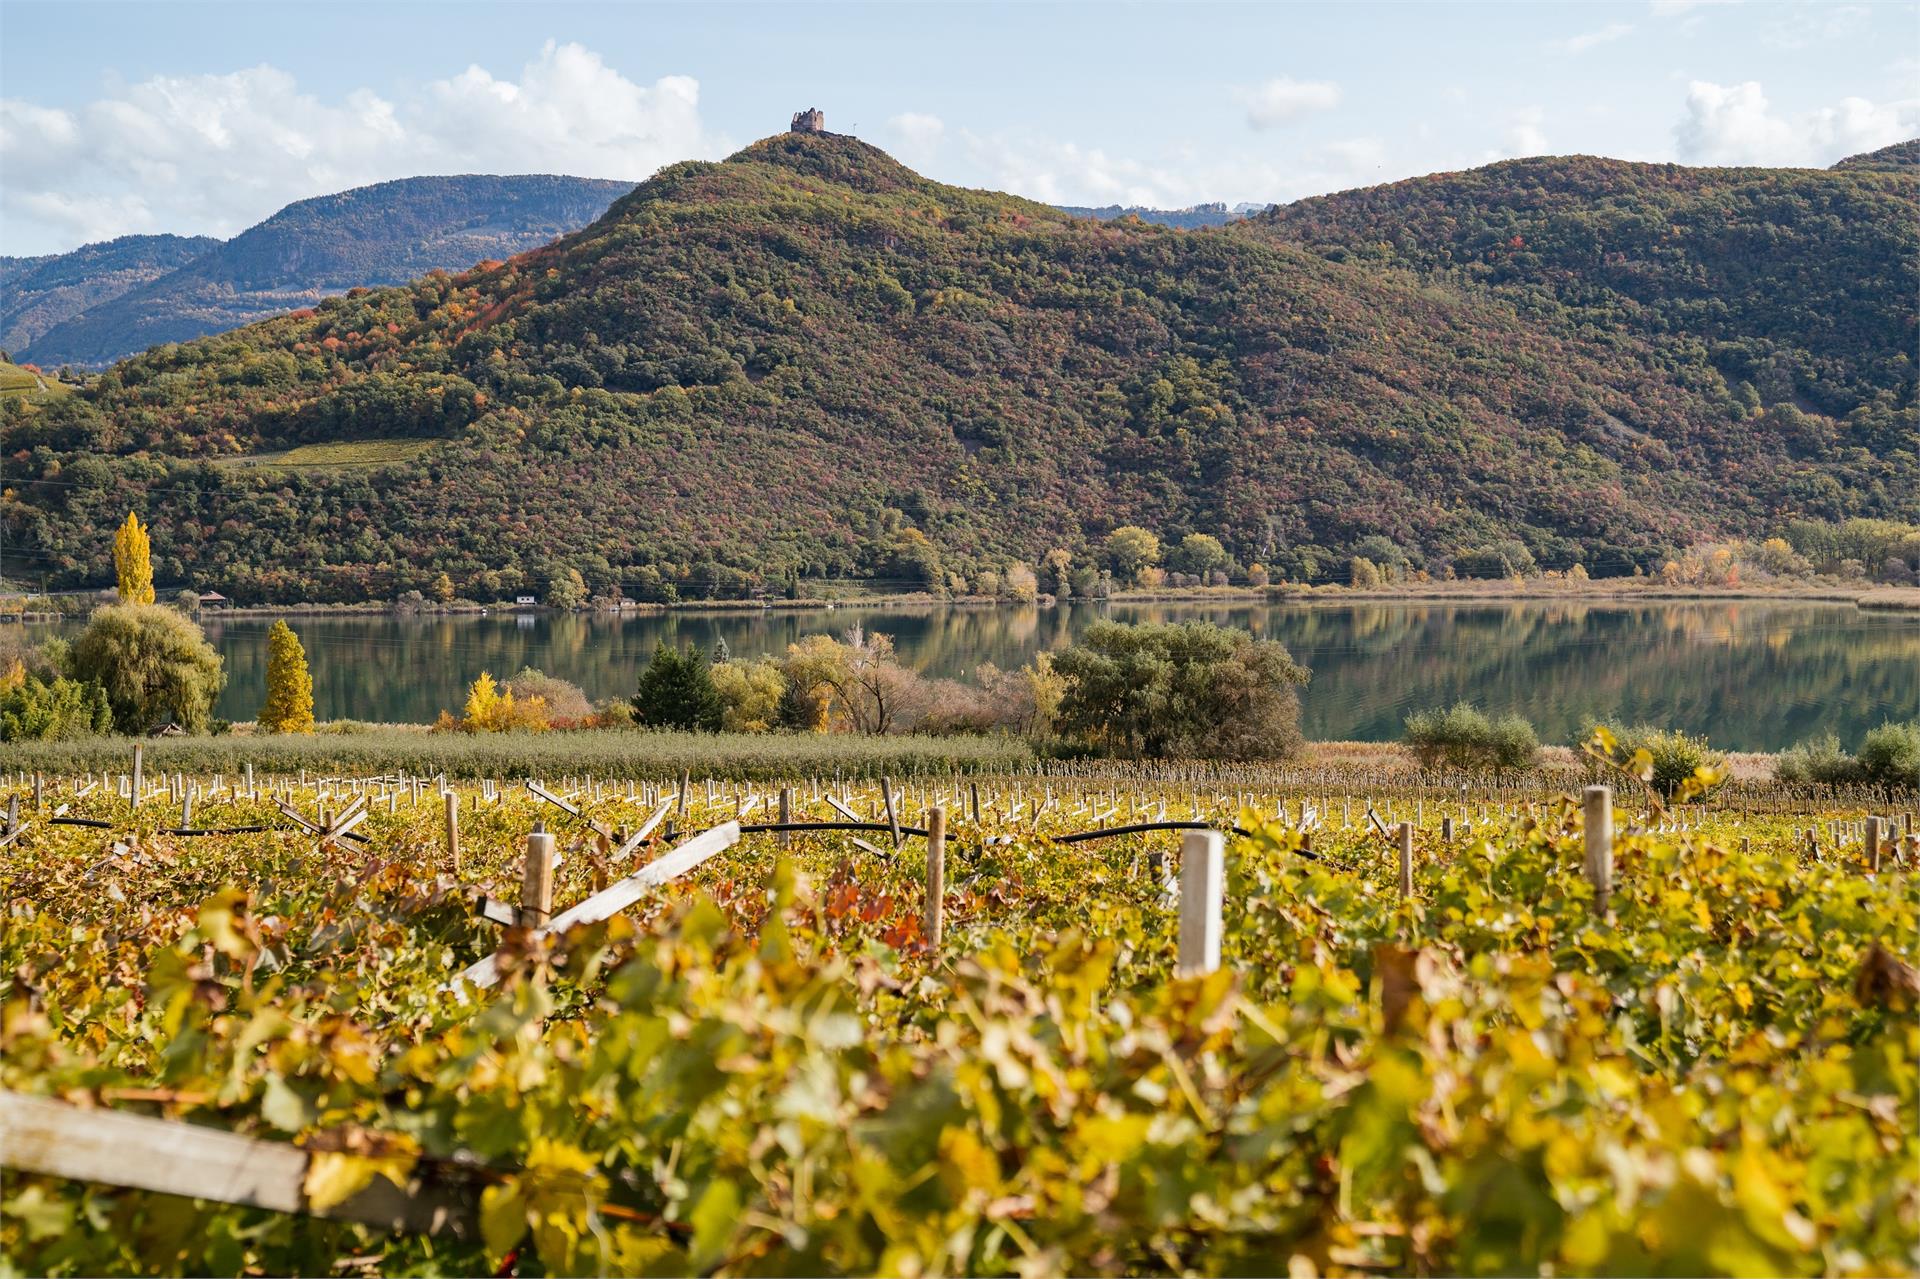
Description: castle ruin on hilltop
xmin=790 ymin=108 xmax=826 ymax=134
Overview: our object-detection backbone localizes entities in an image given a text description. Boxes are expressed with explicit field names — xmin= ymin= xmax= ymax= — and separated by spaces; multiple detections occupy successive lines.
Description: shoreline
xmin=8 ymin=580 xmax=1916 ymax=623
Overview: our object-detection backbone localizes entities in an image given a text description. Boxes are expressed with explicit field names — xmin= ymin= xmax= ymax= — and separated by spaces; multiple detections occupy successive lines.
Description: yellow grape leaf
xmin=480 ymin=1180 xmax=530 ymax=1261
xmin=303 ymin=1149 xmax=417 ymax=1213
xmin=688 ymin=1177 xmax=741 ymax=1271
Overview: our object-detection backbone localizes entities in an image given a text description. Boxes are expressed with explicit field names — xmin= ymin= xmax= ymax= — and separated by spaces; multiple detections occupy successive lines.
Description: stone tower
xmin=790 ymin=108 xmax=826 ymax=134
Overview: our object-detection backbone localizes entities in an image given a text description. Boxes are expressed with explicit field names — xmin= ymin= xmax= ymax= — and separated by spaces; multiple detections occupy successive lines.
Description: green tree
xmin=546 ymin=568 xmax=588 ymax=610
xmin=66 ymin=603 xmax=225 ymax=734
xmin=633 ymin=643 xmax=724 ymax=732
xmin=1102 ymin=526 xmax=1161 ymax=586
xmin=1052 ymin=620 xmax=1309 ymax=759
xmin=774 ymin=673 xmax=829 ymax=732
xmin=1168 ymin=533 xmax=1228 ymax=578
xmin=1403 ymin=703 xmax=1539 ymax=772
xmin=112 ymin=512 xmax=155 ymax=605
xmin=0 ymin=673 xmax=112 ymax=741
xmin=711 ymin=658 xmax=787 ymax=732
xmin=256 ymin=621 xmax=315 ymax=734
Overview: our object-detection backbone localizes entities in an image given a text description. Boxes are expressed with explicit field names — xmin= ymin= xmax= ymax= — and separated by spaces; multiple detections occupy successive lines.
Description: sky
xmin=2 ymin=0 xmax=1917 ymax=256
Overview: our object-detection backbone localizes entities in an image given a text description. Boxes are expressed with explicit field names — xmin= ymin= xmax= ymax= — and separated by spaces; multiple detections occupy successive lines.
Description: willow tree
xmin=112 ymin=513 xmax=155 ymax=605
xmin=257 ymin=621 xmax=315 ymax=733
xmin=67 ymin=604 xmax=224 ymax=734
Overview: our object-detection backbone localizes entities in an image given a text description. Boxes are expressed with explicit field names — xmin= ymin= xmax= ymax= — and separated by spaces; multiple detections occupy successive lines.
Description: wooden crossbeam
xmin=526 ymin=780 xmax=615 ymax=840
xmin=0 ymin=1091 xmax=475 ymax=1240
xmin=448 ymin=822 xmax=741 ymax=992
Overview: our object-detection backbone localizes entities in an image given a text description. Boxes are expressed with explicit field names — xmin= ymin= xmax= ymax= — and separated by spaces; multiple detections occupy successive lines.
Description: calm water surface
xmin=14 ymin=600 xmax=1918 ymax=751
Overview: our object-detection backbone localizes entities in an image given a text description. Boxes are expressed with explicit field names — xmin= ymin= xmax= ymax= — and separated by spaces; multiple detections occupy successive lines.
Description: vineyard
xmin=0 ymin=761 xmax=1915 ymax=1276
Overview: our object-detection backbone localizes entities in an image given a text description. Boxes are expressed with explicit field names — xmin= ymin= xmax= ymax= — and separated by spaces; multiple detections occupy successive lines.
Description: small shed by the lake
xmin=514 ymin=594 xmax=538 ymax=607
xmin=197 ymin=591 xmax=229 ymax=610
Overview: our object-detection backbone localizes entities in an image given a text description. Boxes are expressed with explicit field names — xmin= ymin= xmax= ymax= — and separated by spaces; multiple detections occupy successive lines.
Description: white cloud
xmin=885 ymin=112 xmax=947 ymax=167
xmin=1485 ymin=107 xmax=1550 ymax=160
xmin=944 ymin=126 xmax=1389 ymax=212
xmin=1236 ymin=77 xmax=1342 ymax=129
xmin=1554 ymin=22 xmax=1636 ymax=52
xmin=0 ymin=42 xmax=727 ymax=254
xmin=1674 ymin=79 xmax=1920 ymax=164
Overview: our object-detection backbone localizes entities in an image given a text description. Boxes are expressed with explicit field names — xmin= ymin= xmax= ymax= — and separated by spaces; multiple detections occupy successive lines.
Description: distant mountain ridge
xmin=1057 ymin=201 xmax=1272 ymax=228
xmin=4 ymin=131 xmax=1912 ymax=604
xmin=0 ymin=234 xmax=220 ymax=358
xmin=8 ymin=175 xmax=633 ymax=369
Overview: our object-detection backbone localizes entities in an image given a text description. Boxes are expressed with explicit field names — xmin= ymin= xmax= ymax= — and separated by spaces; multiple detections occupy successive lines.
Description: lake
xmin=11 ymin=599 xmax=1917 ymax=751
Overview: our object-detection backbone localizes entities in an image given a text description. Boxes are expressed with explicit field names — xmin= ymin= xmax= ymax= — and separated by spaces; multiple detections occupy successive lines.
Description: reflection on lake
xmin=13 ymin=600 xmax=1919 ymax=751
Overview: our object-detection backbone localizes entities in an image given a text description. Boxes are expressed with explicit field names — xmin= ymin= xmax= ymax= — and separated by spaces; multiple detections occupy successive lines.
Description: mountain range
xmin=1 ymin=133 xmax=1913 ymax=603
xmin=0 ymin=176 xmax=634 ymax=369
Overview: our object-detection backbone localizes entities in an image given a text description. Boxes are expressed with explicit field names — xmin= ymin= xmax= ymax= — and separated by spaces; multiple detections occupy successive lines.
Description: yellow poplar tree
xmin=257 ymin=621 xmax=315 ymax=733
xmin=113 ymin=513 xmax=155 ymax=604
xmin=464 ymin=671 xmax=512 ymax=731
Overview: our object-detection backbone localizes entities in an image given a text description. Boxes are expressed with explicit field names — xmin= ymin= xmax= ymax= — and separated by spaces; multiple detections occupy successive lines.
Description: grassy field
xmin=0 ymin=359 xmax=72 ymax=401
xmin=0 ymin=766 xmax=1912 ymax=1275
xmin=0 ymin=725 xmax=1038 ymax=781
xmin=211 ymin=436 xmax=439 ymax=472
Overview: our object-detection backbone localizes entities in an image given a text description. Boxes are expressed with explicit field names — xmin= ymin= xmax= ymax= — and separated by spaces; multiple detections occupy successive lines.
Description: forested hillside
xmin=1252 ymin=154 xmax=1919 ymax=420
xmin=3 ymin=133 xmax=1914 ymax=603
xmin=14 ymin=176 xmax=633 ymax=369
xmin=0 ymin=234 xmax=220 ymax=357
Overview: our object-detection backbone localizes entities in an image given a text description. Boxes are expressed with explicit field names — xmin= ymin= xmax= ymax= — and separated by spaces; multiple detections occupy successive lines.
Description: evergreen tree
xmin=256 ymin=621 xmax=315 ymax=733
xmin=112 ymin=513 xmax=155 ymax=605
xmin=632 ymin=644 xmax=724 ymax=732
xmin=773 ymin=674 xmax=827 ymax=732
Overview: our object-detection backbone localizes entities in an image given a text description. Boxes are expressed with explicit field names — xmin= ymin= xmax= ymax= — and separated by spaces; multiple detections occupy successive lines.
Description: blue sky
xmin=2 ymin=0 xmax=1916 ymax=255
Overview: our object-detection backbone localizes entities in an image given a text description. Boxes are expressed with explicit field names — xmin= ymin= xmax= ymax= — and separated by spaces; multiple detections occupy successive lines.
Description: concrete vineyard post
xmin=444 ymin=791 xmax=461 ymax=874
xmin=1584 ymin=785 xmax=1613 ymax=916
xmin=1865 ymin=816 xmax=1882 ymax=873
xmin=1177 ymin=829 xmax=1224 ymax=976
xmin=521 ymin=825 xmax=556 ymax=929
xmin=925 ymin=806 xmax=946 ymax=948
xmin=131 ymin=745 xmax=143 ymax=810
xmin=1398 ymin=821 xmax=1414 ymax=899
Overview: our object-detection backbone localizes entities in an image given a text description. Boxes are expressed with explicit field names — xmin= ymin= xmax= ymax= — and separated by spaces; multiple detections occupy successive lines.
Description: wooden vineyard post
xmin=31 ymin=773 xmax=42 ymax=812
xmin=1397 ymin=822 xmax=1414 ymax=899
xmin=1441 ymin=816 xmax=1453 ymax=846
xmin=1865 ymin=816 xmax=1882 ymax=873
xmin=1584 ymin=785 xmax=1613 ymax=916
xmin=778 ymin=787 xmax=792 ymax=849
xmin=881 ymin=776 xmax=902 ymax=849
xmin=677 ymin=769 xmax=691 ymax=821
xmin=131 ymin=744 xmax=143 ymax=810
xmin=925 ymin=806 xmax=946 ymax=948
xmin=1177 ymin=829 xmax=1224 ymax=976
xmin=520 ymin=825 xmax=556 ymax=928
xmin=970 ymin=781 xmax=981 ymax=825
xmin=443 ymin=791 xmax=461 ymax=874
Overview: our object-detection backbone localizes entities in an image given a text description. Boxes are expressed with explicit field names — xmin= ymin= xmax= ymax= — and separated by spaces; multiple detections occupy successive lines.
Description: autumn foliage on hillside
xmin=2 ymin=136 xmax=1914 ymax=603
